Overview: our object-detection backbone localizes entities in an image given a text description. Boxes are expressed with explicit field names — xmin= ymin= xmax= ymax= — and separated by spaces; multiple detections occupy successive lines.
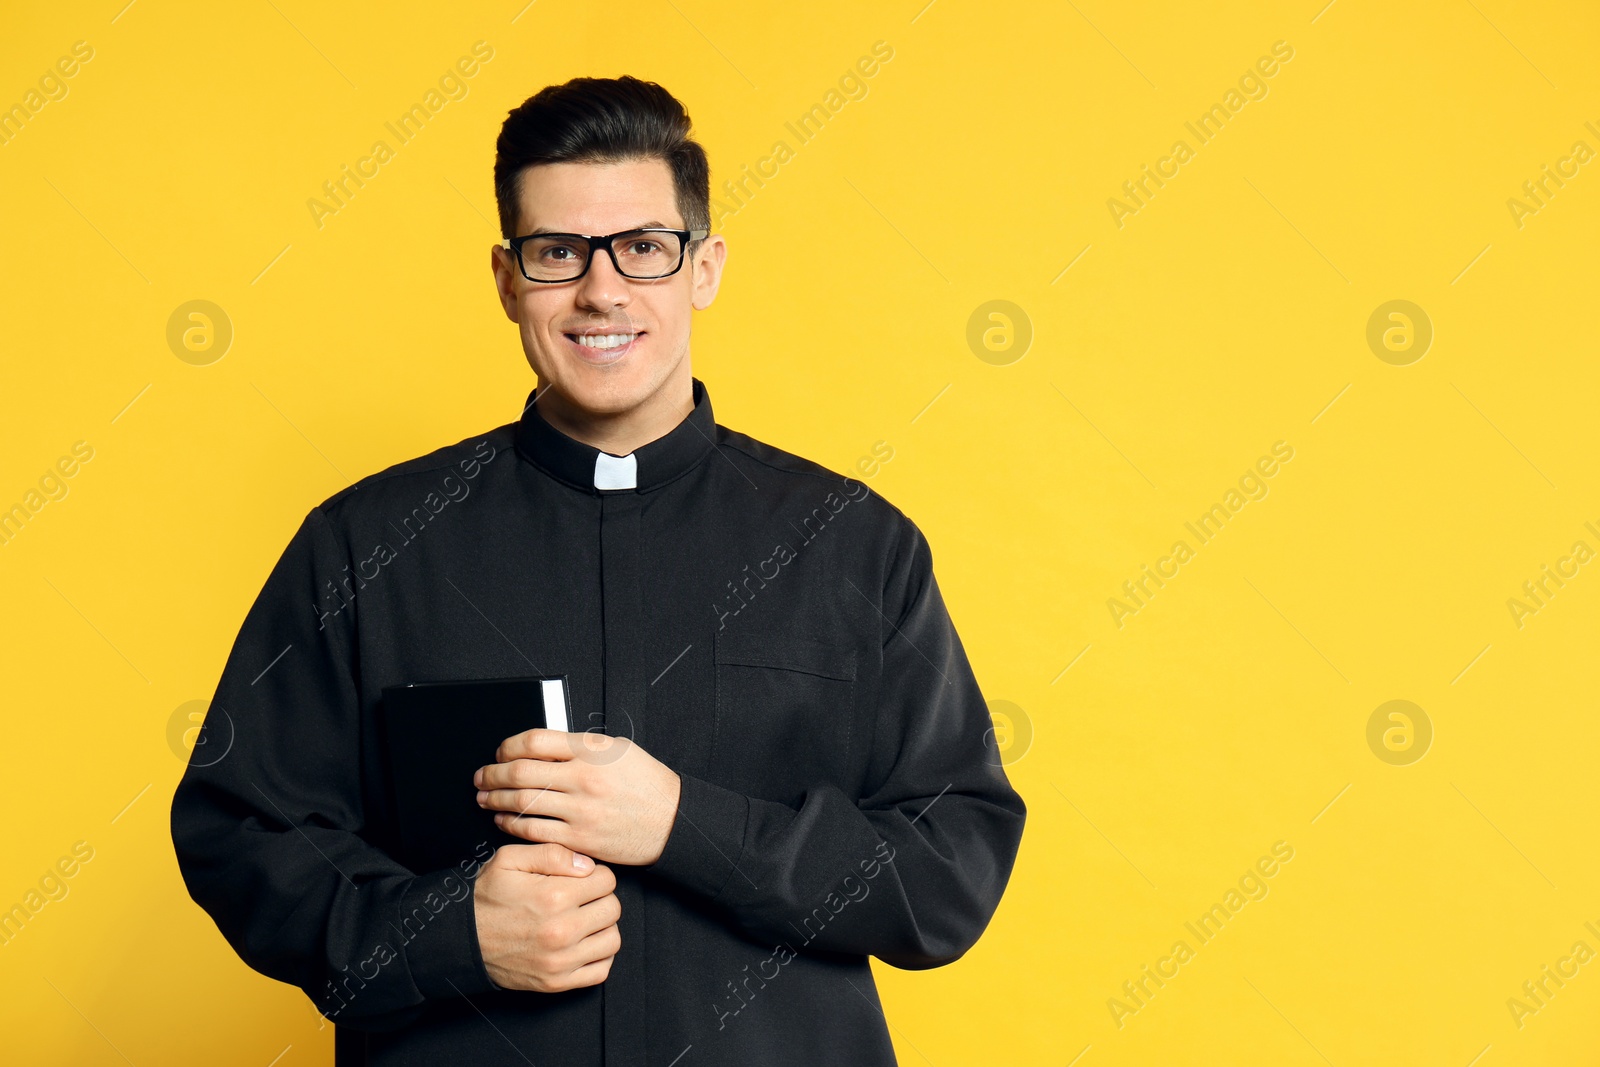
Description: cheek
xmin=521 ymin=299 xmax=563 ymax=344
xmin=643 ymin=299 xmax=688 ymax=348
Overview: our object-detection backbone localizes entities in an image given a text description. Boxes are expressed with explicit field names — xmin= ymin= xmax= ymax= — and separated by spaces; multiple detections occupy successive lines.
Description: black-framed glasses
xmin=498 ymin=227 xmax=710 ymax=283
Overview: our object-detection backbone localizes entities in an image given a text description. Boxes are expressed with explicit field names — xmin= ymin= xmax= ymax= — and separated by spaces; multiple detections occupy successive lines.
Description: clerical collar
xmin=513 ymin=377 xmax=718 ymax=494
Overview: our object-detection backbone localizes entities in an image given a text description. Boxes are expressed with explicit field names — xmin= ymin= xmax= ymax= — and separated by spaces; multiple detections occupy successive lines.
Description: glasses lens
xmin=522 ymin=235 xmax=590 ymax=281
xmin=611 ymin=230 xmax=684 ymax=278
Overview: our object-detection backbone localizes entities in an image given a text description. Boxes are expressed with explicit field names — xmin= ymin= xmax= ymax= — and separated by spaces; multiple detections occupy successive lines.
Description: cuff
xmin=644 ymin=771 xmax=750 ymax=903
xmin=398 ymin=866 xmax=498 ymax=1001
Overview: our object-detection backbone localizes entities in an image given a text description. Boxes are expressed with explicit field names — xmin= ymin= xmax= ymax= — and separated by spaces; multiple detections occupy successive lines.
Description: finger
xmin=562 ymin=954 xmax=615 ymax=989
xmin=562 ymin=864 xmax=617 ymax=904
xmin=499 ymin=806 xmax=582 ymax=844
xmin=478 ymin=787 xmax=577 ymax=820
xmin=495 ymin=728 xmax=573 ymax=765
xmin=564 ymin=922 xmax=621 ymax=969
xmin=475 ymin=757 xmax=573 ymax=791
xmin=564 ymin=730 xmax=622 ymax=762
xmin=489 ymin=842 xmax=595 ymax=876
xmin=573 ymin=890 xmax=622 ymax=933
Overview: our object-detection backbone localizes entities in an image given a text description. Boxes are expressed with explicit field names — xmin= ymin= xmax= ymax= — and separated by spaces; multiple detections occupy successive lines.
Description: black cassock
xmin=170 ymin=376 xmax=1027 ymax=1066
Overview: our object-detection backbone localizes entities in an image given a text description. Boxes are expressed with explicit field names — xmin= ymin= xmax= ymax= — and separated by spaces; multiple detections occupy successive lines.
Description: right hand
xmin=473 ymin=842 xmax=620 ymax=992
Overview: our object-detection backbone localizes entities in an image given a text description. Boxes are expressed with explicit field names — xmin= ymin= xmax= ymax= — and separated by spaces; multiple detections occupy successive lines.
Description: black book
xmin=379 ymin=674 xmax=572 ymax=874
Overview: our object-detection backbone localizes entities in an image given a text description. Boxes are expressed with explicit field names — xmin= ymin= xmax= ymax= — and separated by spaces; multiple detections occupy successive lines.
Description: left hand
xmin=475 ymin=730 xmax=682 ymax=866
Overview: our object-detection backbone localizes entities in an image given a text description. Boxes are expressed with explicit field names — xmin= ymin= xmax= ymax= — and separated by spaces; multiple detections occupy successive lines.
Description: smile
xmin=568 ymin=332 xmax=640 ymax=350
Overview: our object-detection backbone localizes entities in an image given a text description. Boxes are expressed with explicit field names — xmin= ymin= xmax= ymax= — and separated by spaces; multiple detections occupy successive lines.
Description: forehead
xmin=516 ymin=157 xmax=682 ymax=234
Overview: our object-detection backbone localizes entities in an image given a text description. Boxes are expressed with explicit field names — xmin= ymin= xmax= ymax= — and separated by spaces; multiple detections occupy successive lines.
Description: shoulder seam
xmin=321 ymin=425 xmax=512 ymax=507
xmin=715 ymin=434 xmax=917 ymax=529
xmin=715 ymin=435 xmax=850 ymax=486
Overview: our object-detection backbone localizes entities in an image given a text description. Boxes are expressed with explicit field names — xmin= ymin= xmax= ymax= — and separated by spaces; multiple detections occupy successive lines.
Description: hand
xmin=473 ymin=841 xmax=620 ymax=992
xmin=474 ymin=729 xmax=682 ymax=866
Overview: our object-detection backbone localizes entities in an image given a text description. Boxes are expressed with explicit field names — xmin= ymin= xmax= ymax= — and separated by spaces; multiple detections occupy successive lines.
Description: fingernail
xmin=476 ymin=791 xmax=487 ymax=805
xmin=573 ymin=853 xmax=592 ymax=869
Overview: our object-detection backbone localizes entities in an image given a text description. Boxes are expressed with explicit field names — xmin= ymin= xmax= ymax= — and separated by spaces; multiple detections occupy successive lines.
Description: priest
xmin=171 ymin=73 xmax=1026 ymax=1066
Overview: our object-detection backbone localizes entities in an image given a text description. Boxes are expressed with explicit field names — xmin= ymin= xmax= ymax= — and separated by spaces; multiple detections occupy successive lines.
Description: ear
xmin=689 ymin=235 xmax=728 ymax=311
xmin=491 ymin=244 xmax=521 ymax=322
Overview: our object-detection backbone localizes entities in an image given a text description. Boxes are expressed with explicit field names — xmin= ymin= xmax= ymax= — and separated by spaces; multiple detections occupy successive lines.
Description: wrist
xmin=642 ymin=771 xmax=749 ymax=902
xmin=401 ymin=867 xmax=498 ymax=1001
xmin=649 ymin=769 xmax=682 ymax=863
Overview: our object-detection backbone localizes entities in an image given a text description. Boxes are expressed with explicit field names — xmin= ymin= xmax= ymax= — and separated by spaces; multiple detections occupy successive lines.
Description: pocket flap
xmin=714 ymin=631 xmax=858 ymax=681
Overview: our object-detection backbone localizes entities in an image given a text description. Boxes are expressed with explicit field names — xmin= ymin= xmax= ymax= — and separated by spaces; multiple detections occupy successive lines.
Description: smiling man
xmin=171 ymin=75 xmax=1026 ymax=1066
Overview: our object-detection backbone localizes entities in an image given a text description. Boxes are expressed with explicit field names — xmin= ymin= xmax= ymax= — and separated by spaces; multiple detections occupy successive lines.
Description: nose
xmin=573 ymin=244 xmax=631 ymax=311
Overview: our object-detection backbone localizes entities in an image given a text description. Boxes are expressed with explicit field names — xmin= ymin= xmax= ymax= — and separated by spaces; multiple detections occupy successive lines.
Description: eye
xmin=534 ymin=241 xmax=583 ymax=263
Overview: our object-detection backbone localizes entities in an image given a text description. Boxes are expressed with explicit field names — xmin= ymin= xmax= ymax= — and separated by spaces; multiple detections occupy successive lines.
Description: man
xmin=171 ymin=74 xmax=1026 ymax=1066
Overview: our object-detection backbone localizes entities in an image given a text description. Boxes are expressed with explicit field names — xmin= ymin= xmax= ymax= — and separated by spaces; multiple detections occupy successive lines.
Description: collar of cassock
xmin=513 ymin=376 xmax=718 ymax=494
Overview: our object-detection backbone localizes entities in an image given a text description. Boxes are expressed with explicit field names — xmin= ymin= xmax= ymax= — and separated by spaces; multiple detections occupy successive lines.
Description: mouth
xmin=563 ymin=329 xmax=644 ymax=363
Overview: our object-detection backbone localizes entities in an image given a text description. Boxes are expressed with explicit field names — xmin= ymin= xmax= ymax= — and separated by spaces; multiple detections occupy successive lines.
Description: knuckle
xmin=533 ymin=920 xmax=567 ymax=952
xmin=550 ymin=916 xmax=578 ymax=947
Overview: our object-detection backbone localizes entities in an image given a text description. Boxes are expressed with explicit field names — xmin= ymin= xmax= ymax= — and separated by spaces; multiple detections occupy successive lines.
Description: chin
xmin=545 ymin=344 xmax=684 ymax=408
xmin=549 ymin=365 xmax=662 ymax=415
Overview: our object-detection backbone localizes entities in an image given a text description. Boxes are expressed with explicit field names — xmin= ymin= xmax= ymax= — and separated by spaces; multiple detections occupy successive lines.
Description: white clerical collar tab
xmin=593 ymin=451 xmax=637 ymax=490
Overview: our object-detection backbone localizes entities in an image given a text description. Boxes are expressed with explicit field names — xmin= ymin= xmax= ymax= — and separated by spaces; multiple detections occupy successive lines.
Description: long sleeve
xmin=169 ymin=505 xmax=498 ymax=1029
xmin=644 ymin=516 xmax=1027 ymax=968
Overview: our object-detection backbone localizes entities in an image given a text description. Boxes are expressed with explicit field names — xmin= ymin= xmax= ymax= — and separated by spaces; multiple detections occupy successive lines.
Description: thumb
xmin=494 ymin=841 xmax=594 ymax=876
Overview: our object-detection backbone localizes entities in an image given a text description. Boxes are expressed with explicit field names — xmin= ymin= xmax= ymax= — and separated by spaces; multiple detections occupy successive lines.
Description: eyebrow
xmin=526 ymin=219 xmax=677 ymax=236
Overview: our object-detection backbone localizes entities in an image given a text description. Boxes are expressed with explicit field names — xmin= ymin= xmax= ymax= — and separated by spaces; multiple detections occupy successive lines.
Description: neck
xmin=535 ymin=366 xmax=694 ymax=456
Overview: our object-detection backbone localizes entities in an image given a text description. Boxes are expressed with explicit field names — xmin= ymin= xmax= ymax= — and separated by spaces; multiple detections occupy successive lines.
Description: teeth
xmin=574 ymin=333 xmax=638 ymax=350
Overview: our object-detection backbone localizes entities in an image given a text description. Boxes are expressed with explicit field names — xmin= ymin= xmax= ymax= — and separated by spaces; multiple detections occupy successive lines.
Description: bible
xmin=379 ymin=674 xmax=572 ymax=874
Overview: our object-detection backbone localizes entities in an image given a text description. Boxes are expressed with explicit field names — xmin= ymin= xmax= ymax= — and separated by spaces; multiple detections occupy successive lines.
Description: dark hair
xmin=493 ymin=75 xmax=710 ymax=251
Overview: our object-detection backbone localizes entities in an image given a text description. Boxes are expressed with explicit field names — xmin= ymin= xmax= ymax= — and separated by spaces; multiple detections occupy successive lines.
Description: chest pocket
xmin=710 ymin=630 xmax=858 ymax=804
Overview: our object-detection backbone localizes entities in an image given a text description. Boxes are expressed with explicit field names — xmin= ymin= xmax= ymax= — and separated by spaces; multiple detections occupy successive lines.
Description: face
xmin=491 ymin=157 xmax=726 ymax=418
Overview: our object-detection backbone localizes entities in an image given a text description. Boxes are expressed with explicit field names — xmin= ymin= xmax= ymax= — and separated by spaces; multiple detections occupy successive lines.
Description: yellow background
xmin=3 ymin=0 xmax=1597 ymax=1063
